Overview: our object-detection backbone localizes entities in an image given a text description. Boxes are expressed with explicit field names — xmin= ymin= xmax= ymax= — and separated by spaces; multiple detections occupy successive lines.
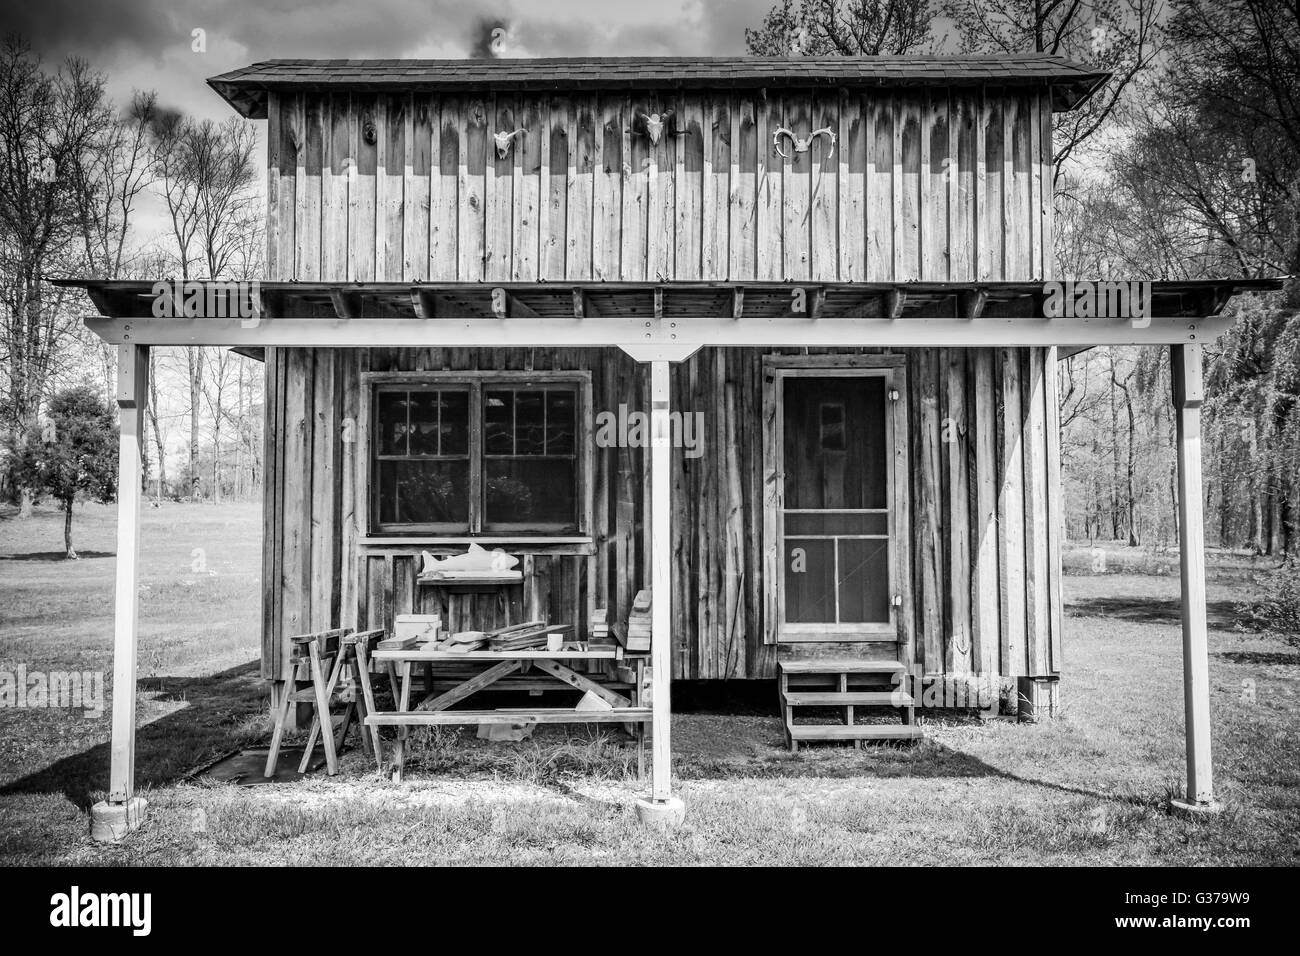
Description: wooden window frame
xmin=762 ymin=354 xmax=911 ymax=645
xmin=359 ymin=370 xmax=594 ymax=541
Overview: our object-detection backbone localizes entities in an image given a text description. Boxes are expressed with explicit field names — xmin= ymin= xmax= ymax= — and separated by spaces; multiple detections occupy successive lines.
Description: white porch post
xmin=91 ymin=343 xmax=150 ymax=841
xmin=1170 ymin=343 xmax=1219 ymax=813
xmin=635 ymin=358 xmax=686 ymax=828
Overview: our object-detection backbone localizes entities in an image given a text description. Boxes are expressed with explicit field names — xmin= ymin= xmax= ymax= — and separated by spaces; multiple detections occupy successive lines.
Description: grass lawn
xmin=1 ymin=500 xmax=1297 ymax=865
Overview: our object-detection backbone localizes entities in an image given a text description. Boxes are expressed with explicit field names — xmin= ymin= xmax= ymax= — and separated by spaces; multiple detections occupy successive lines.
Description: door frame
xmin=762 ymin=354 xmax=911 ymax=645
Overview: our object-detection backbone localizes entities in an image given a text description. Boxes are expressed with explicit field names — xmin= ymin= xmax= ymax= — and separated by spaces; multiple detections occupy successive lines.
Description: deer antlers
xmin=493 ymin=128 xmax=526 ymax=159
xmin=773 ymin=126 xmax=836 ymax=160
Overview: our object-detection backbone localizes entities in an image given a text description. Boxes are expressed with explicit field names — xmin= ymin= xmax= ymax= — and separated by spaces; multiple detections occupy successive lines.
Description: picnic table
xmin=358 ymin=645 xmax=651 ymax=781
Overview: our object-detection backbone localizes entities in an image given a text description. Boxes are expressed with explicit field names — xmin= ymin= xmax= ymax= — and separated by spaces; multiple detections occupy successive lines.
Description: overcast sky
xmin=9 ymin=0 xmax=775 ymax=121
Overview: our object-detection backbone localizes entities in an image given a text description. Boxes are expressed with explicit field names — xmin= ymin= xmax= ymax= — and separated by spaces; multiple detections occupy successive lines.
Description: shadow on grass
xmin=1215 ymin=649 xmax=1300 ymax=666
xmin=0 ymin=660 xmax=266 ymax=810
xmin=0 ymin=551 xmax=114 ymax=561
xmin=1066 ymin=596 xmax=1242 ymax=629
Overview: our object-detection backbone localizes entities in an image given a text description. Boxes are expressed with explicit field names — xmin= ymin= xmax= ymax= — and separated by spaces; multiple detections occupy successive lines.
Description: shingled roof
xmin=208 ymin=55 xmax=1110 ymax=118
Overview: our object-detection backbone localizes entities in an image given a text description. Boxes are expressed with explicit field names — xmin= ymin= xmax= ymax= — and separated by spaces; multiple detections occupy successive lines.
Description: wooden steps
xmin=778 ymin=659 xmax=920 ymax=750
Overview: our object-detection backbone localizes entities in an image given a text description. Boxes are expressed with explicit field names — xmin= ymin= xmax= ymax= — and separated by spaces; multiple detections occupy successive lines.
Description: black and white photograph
xmin=0 ymin=0 xmax=1294 ymax=908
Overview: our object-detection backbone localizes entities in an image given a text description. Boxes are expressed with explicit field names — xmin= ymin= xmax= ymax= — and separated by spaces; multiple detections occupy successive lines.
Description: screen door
xmin=778 ymin=373 xmax=896 ymax=640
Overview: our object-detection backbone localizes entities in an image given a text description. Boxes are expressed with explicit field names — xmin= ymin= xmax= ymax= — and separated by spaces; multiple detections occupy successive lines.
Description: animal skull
xmin=493 ymin=128 xmax=526 ymax=159
xmin=639 ymin=109 xmax=676 ymax=145
xmin=773 ymin=126 xmax=836 ymax=160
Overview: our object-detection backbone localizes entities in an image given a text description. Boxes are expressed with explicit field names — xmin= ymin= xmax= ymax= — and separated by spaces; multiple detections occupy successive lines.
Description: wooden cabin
xmin=69 ymin=56 xmax=1278 ymax=833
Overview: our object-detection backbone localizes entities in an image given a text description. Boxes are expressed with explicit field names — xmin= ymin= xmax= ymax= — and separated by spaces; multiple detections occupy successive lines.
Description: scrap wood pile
xmin=420 ymin=620 xmax=570 ymax=653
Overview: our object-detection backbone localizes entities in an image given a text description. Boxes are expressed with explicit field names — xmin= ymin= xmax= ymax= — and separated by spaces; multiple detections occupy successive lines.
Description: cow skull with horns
xmin=493 ymin=128 xmax=527 ymax=159
xmin=772 ymin=126 xmax=836 ymax=160
xmin=638 ymin=109 xmax=678 ymax=146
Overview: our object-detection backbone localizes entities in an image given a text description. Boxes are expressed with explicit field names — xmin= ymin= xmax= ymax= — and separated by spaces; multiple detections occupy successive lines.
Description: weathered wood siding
xmin=265 ymin=88 xmax=1053 ymax=284
xmin=263 ymin=345 xmax=1063 ymax=682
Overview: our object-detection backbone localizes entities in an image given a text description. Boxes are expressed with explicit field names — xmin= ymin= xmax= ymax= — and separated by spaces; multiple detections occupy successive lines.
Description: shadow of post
xmin=0 ymin=660 xmax=266 ymax=810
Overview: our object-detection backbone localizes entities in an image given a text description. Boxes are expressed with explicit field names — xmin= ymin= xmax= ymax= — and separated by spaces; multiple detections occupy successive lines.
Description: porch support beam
xmin=1170 ymin=343 xmax=1220 ymax=814
xmin=83 ymin=315 xmax=1227 ymax=350
xmin=634 ymin=359 xmax=686 ymax=830
xmin=91 ymin=343 xmax=150 ymax=842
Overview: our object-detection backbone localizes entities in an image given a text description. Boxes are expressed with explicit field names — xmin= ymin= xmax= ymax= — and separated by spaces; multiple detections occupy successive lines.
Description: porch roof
xmin=56 ymin=277 xmax=1284 ymax=357
xmin=208 ymin=55 xmax=1112 ymax=118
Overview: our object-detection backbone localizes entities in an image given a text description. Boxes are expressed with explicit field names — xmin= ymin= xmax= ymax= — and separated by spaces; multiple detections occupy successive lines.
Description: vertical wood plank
xmin=566 ymin=96 xmax=595 ymax=281
xmin=946 ymin=349 xmax=972 ymax=672
xmin=731 ymin=95 xmax=758 ymax=281
xmin=543 ymin=96 xmax=569 ymax=280
xmin=593 ymin=95 xmax=623 ymax=281
xmin=1022 ymin=347 xmax=1051 ymax=674
xmin=349 ymin=95 xmax=377 ymax=282
xmin=897 ymin=95 xmax=921 ymax=281
xmin=839 ymin=92 xmax=866 ymax=282
xmin=622 ymin=95 xmax=649 ymax=280
xmin=810 ymin=93 xmax=838 ymax=281
xmin=514 ymin=96 xmax=541 ymax=280
xmin=782 ymin=94 xmax=810 ymax=280
xmin=298 ymin=95 xmax=322 ymax=282
xmin=972 ymin=349 xmax=1001 ymax=677
xmin=405 ymin=93 xmax=431 ymax=281
xmin=321 ymin=94 xmax=351 ymax=282
xmin=997 ymin=347 xmax=1027 ymax=677
xmin=432 ymin=97 xmax=460 ymax=280
xmin=459 ymin=96 xmax=487 ymax=282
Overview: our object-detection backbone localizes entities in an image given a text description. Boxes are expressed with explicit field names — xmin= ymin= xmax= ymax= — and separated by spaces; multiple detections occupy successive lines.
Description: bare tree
xmin=149 ymin=112 xmax=259 ymax=500
xmin=944 ymin=0 xmax=1163 ymax=186
xmin=0 ymin=35 xmax=113 ymax=514
xmin=746 ymin=0 xmax=935 ymax=55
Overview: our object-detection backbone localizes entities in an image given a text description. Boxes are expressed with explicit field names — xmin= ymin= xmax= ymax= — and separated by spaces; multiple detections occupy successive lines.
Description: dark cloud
xmin=4 ymin=0 xmax=775 ymax=119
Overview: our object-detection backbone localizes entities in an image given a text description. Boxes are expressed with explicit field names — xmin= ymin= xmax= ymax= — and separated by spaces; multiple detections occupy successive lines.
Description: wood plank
xmin=514 ymin=96 xmax=541 ymax=280
xmin=704 ymin=95 xmax=730 ymax=280
xmin=431 ymin=97 xmax=459 ymax=280
xmin=782 ymin=93 xmax=810 ymax=281
xmin=366 ymin=707 xmax=652 ymax=726
xmin=677 ymin=92 xmax=704 ymax=280
xmin=593 ymin=95 xmax=622 ymax=281
xmin=417 ymin=660 xmax=520 ymax=711
xmin=945 ymin=348 xmax=972 ymax=672
xmin=731 ymin=95 xmax=758 ymax=281
xmin=542 ymin=96 xmax=568 ymax=280
xmin=380 ymin=95 xmax=406 ymax=281
xmin=914 ymin=349 xmax=944 ymax=670
xmin=1022 ymin=347 xmax=1051 ymax=674
xmin=788 ymin=725 xmax=921 ymax=740
xmin=810 ymin=92 xmax=838 ymax=281
xmin=997 ymin=347 xmax=1028 ymax=677
xmin=458 ymin=95 xmax=487 ymax=281
xmin=897 ymin=94 xmax=921 ymax=280
xmin=297 ymin=95 xmax=322 ymax=282
xmin=405 ymin=93 xmax=432 ymax=281
xmin=971 ymin=349 xmax=1000 ymax=677
xmin=778 ymin=659 xmax=905 ymax=674
xmin=784 ymin=692 xmax=913 ymax=706
xmin=321 ymin=93 xmax=350 ymax=282
xmin=839 ymin=92 xmax=866 ymax=282
xmin=1045 ymin=346 xmax=1065 ymax=674
xmin=757 ymin=92 xmax=783 ymax=280
xmin=486 ymin=95 xmax=515 ymax=282
xmin=622 ymin=95 xmax=649 ymax=280
xmin=565 ymin=95 xmax=595 ymax=281
xmin=349 ymin=95 xmax=377 ymax=282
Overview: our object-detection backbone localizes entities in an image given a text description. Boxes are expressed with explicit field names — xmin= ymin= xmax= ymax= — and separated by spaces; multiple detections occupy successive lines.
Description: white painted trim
xmin=86 ymin=314 xmax=1225 ymax=349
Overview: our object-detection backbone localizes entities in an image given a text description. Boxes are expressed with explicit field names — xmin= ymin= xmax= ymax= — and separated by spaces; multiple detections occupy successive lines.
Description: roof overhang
xmin=55 ymin=279 xmax=1284 ymax=360
xmin=208 ymin=55 xmax=1112 ymax=119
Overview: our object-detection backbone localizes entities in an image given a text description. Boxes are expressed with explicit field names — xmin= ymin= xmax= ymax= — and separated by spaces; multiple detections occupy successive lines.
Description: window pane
xmin=437 ymin=390 xmax=469 ymax=456
xmin=514 ymin=390 xmax=545 ymax=455
xmin=838 ymin=538 xmax=890 ymax=623
xmin=407 ymin=391 xmax=441 ymax=456
xmin=376 ymin=391 xmax=410 ymax=455
xmin=377 ymin=460 xmax=469 ymax=527
xmin=484 ymin=391 xmax=512 ymax=454
xmin=783 ymin=538 xmax=836 ymax=623
xmin=546 ymin=390 xmax=576 ymax=455
xmin=484 ymin=459 xmax=576 ymax=528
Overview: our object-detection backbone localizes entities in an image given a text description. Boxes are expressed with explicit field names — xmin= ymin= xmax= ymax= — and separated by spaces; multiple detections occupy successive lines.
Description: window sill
xmin=359 ymin=535 xmax=596 ymax=555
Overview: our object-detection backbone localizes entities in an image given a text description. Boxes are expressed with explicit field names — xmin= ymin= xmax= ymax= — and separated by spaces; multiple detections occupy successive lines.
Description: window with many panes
xmin=371 ymin=377 xmax=584 ymax=534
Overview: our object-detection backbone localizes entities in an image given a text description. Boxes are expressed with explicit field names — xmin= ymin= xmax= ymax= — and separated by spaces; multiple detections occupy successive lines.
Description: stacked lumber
xmin=590 ymin=608 xmax=615 ymax=647
xmin=626 ymin=590 xmax=652 ymax=652
xmin=487 ymin=621 xmax=570 ymax=651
